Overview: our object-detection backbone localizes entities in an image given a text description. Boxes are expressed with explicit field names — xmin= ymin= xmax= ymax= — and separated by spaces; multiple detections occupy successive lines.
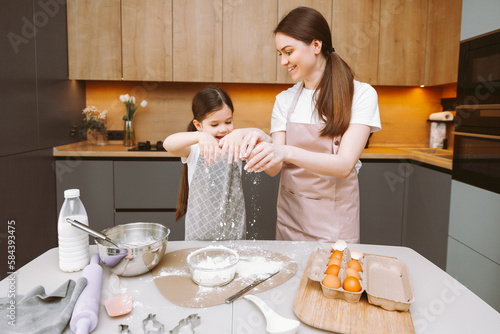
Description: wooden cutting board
xmin=293 ymin=252 xmax=415 ymax=333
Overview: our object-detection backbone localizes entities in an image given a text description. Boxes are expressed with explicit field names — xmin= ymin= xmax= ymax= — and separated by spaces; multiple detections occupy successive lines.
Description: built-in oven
xmin=454 ymin=29 xmax=500 ymax=195
xmin=453 ymin=106 xmax=500 ymax=194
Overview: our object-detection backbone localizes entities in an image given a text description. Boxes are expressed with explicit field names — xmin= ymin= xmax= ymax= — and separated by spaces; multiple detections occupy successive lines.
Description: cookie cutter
xmin=118 ymin=324 xmax=132 ymax=334
xmin=143 ymin=313 xmax=165 ymax=334
xmin=169 ymin=314 xmax=201 ymax=334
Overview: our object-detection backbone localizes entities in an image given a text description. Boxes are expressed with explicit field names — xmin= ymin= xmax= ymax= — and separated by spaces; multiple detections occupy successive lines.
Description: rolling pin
xmin=70 ymin=253 xmax=103 ymax=334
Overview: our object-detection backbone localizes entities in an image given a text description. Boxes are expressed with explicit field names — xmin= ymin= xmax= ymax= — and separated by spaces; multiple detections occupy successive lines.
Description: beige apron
xmin=276 ymin=83 xmax=360 ymax=243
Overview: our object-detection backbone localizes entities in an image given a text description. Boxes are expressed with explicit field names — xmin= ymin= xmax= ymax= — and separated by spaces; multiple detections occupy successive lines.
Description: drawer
xmin=448 ymin=181 xmax=500 ymax=264
xmin=114 ymin=161 xmax=182 ymax=209
xmin=447 ymin=237 xmax=500 ymax=312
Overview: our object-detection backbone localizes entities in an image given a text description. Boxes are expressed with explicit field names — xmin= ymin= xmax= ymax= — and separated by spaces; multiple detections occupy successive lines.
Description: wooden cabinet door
xmin=222 ymin=0 xmax=278 ymax=83
xmin=122 ymin=0 xmax=173 ymax=81
xmin=377 ymin=0 xmax=427 ymax=86
xmin=276 ymin=0 xmax=333 ymax=84
xmin=67 ymin=0 xmax=121 ymax=80
xmin=424 ymin=0 xmax=462 ymax=86
xmin=173 ymin=0 xmax=223 ymax=82
xmin=332 ymin=0 xmax=380 ymax=85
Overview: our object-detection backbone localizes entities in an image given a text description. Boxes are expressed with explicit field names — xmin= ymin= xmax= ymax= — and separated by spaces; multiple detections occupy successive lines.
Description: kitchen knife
xmin=225 ymin=271 xmax=280 ymax=304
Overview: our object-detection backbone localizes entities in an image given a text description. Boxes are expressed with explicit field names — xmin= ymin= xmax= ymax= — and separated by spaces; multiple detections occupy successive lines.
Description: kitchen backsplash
xmin=85 ymin=81 xmax=457 ymax=147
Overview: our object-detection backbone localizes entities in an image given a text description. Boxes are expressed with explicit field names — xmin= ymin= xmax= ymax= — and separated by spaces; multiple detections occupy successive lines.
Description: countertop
xmin=1 ymin=241 xmax=498 ymax=333
xmin=54 ymin=142 xmax=453 ymax=170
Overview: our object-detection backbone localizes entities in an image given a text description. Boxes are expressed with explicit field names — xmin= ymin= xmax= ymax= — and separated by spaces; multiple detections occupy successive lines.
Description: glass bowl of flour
xmin=187 ymin=245 xmax=239 ymax=287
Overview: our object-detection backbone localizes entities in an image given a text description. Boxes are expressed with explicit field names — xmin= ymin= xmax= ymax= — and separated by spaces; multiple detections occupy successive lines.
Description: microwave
xmin=456 ymin=29 xmax=500 ymax=107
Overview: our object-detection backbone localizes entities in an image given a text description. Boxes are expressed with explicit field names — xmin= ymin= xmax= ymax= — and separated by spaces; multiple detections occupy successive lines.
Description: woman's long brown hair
xmin=176 ymin=86 xmax=234 ymax=221
xmin=275 ymin=7 xmax=354 ymax=138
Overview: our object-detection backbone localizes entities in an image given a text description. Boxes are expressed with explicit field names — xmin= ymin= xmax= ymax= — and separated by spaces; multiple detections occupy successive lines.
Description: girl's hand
xmin=244 ymin=142 xmax=287 ymax=173
xmin=239 ymin=130 xmax=271 ymax=160
xmin=219 ymin=130 xmax=244 ymax=164
xmin=198 ymin=132 xmax=220 ymax=165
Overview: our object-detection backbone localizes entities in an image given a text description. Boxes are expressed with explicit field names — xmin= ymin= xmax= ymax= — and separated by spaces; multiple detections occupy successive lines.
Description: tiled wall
xmin=86 ymin=81 xmax=457 ymax=147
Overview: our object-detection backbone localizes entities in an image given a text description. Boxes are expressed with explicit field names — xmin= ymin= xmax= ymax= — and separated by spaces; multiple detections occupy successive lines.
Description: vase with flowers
xmin=120 ymin=94 xmax=147 ymax=147
xmin=80 ymin=106 xmax=108 ymax=145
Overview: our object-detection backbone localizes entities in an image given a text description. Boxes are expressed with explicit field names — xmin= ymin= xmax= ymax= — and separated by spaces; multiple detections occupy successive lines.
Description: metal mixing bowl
xmin=95 ymin=222 xmax=170 ymax=276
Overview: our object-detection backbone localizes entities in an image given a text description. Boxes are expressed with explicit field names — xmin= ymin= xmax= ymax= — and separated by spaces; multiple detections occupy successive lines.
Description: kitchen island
xmin=1 ymin=240 xmax=498 ymax=333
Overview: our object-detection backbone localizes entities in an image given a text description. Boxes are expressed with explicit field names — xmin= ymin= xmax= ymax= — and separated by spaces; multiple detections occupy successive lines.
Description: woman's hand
xmin=244 ymin=142 xmax=287 ymax=173
xmin=198 ymin=132 xmax=220 ymax=165
xmin=219 ymin=128 xmax=272 ymax=164
xmin=239 ymin=129 xmax=272 ymax=160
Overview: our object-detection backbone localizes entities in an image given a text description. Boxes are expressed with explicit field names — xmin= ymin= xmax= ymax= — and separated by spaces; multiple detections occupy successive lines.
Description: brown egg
xmin=347 ymin=259 xmax=363 ymax=272
xmin=327 ymin=257 xmax=342 ymax=267
xmin=322 ymin=274 xmax=341 ymax=289
xmin=345 ymin=267 xmax=361 ymax=280
xmin=343 ymin=276 xmax=362 ymax=292
xmin=325 ymin=264 xmax=341 ymax=276
xmin=331 ymin=250 xmax=343 ymax=260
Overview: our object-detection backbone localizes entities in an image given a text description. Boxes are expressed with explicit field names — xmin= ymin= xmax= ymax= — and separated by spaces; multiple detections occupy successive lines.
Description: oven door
xmin=452 ymin=131 xmax=500 ymax=194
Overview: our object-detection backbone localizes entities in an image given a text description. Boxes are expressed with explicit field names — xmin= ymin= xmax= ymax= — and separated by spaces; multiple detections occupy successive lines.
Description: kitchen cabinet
xmin=277 ymin=0 xmax=333 ymax=84
xmin=115 ymin=211 xmax=185 ymax=242
xmin=332 ymin=0 xmax=380 ymax=84
xmin=1 ymin=0 xmax=37 ymax=156
xmin=222 ymin=0 xmax=278 ymax=83
xmin=66 ymin=0 xmax=460 ymax=85
xmin=122 ymin=0 xmax=173 ymax=81
xmin=447 ymin=180 xmax=500 ymax=312
xmin=358 ymin=162 xmax=405 ymax=246
xmin=403 ymin=164 xmax=451 ymax=270
xmin=114 ymin=161 xmax=181 ymax=209
xmin=377 ymin=0 xmax=428 ymax=86
xmin=54 ymin=159 xmax=185 ymax=240
xmin=172 ymin=0 xmax=223 ymax=82
xmin=114 ymin=160 xmax=185 ymax=241
xmin=359 ymin=160 xmax=452 ymax=270
xmin=1 ymin=0 xmax=85 ymax=279
xmin=67 ymin=0 xmax=121 ymax=80
xmin=55 ymin=160 xmax=114 ymax=234
xmin=460 ymin=0 xmax=500 ymax=41
xmin=424 ymin=0 xmax=462 ymax=86
xmin=241 ymin=169 xmax=281 ymax=240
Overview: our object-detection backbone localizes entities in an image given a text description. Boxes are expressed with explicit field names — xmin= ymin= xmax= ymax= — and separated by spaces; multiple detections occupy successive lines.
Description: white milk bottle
xmin=58 ymin=189 xmax=90 ymax=272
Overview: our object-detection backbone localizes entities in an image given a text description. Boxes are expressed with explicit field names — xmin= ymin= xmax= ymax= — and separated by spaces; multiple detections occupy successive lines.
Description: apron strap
xmin=286 ymin=82 xmax=304 ymax=122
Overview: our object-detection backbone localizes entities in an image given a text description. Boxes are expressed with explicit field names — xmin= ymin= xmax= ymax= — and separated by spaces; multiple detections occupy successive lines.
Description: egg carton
xmin=363 ymin=255 xmax=414 ymax=311
xmin=307 ymin=245 xmax=365 ymax=303
xmin=307 ymin=244 xmax=415 ymax=311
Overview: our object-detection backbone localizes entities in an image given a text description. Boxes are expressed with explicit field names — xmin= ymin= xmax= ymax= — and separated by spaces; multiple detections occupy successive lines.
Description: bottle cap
xmin=64 ymin=189 xmax=80 ymax=198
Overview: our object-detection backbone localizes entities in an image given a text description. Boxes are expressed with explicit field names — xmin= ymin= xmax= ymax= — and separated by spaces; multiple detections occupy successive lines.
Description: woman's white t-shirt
xmin=270 ymin=80 xmax=381 ymax=172
xmin=271 ymin=80 xmax=381 ymax=133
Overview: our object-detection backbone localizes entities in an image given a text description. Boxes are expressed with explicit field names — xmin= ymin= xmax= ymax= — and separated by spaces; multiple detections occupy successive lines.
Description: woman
xmin=241 ymin=7 xmax=381 ymax=243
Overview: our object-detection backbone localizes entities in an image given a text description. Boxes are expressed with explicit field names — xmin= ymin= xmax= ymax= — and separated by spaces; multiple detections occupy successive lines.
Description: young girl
xmin=163 ymin=86 xmax=269 ymax=241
